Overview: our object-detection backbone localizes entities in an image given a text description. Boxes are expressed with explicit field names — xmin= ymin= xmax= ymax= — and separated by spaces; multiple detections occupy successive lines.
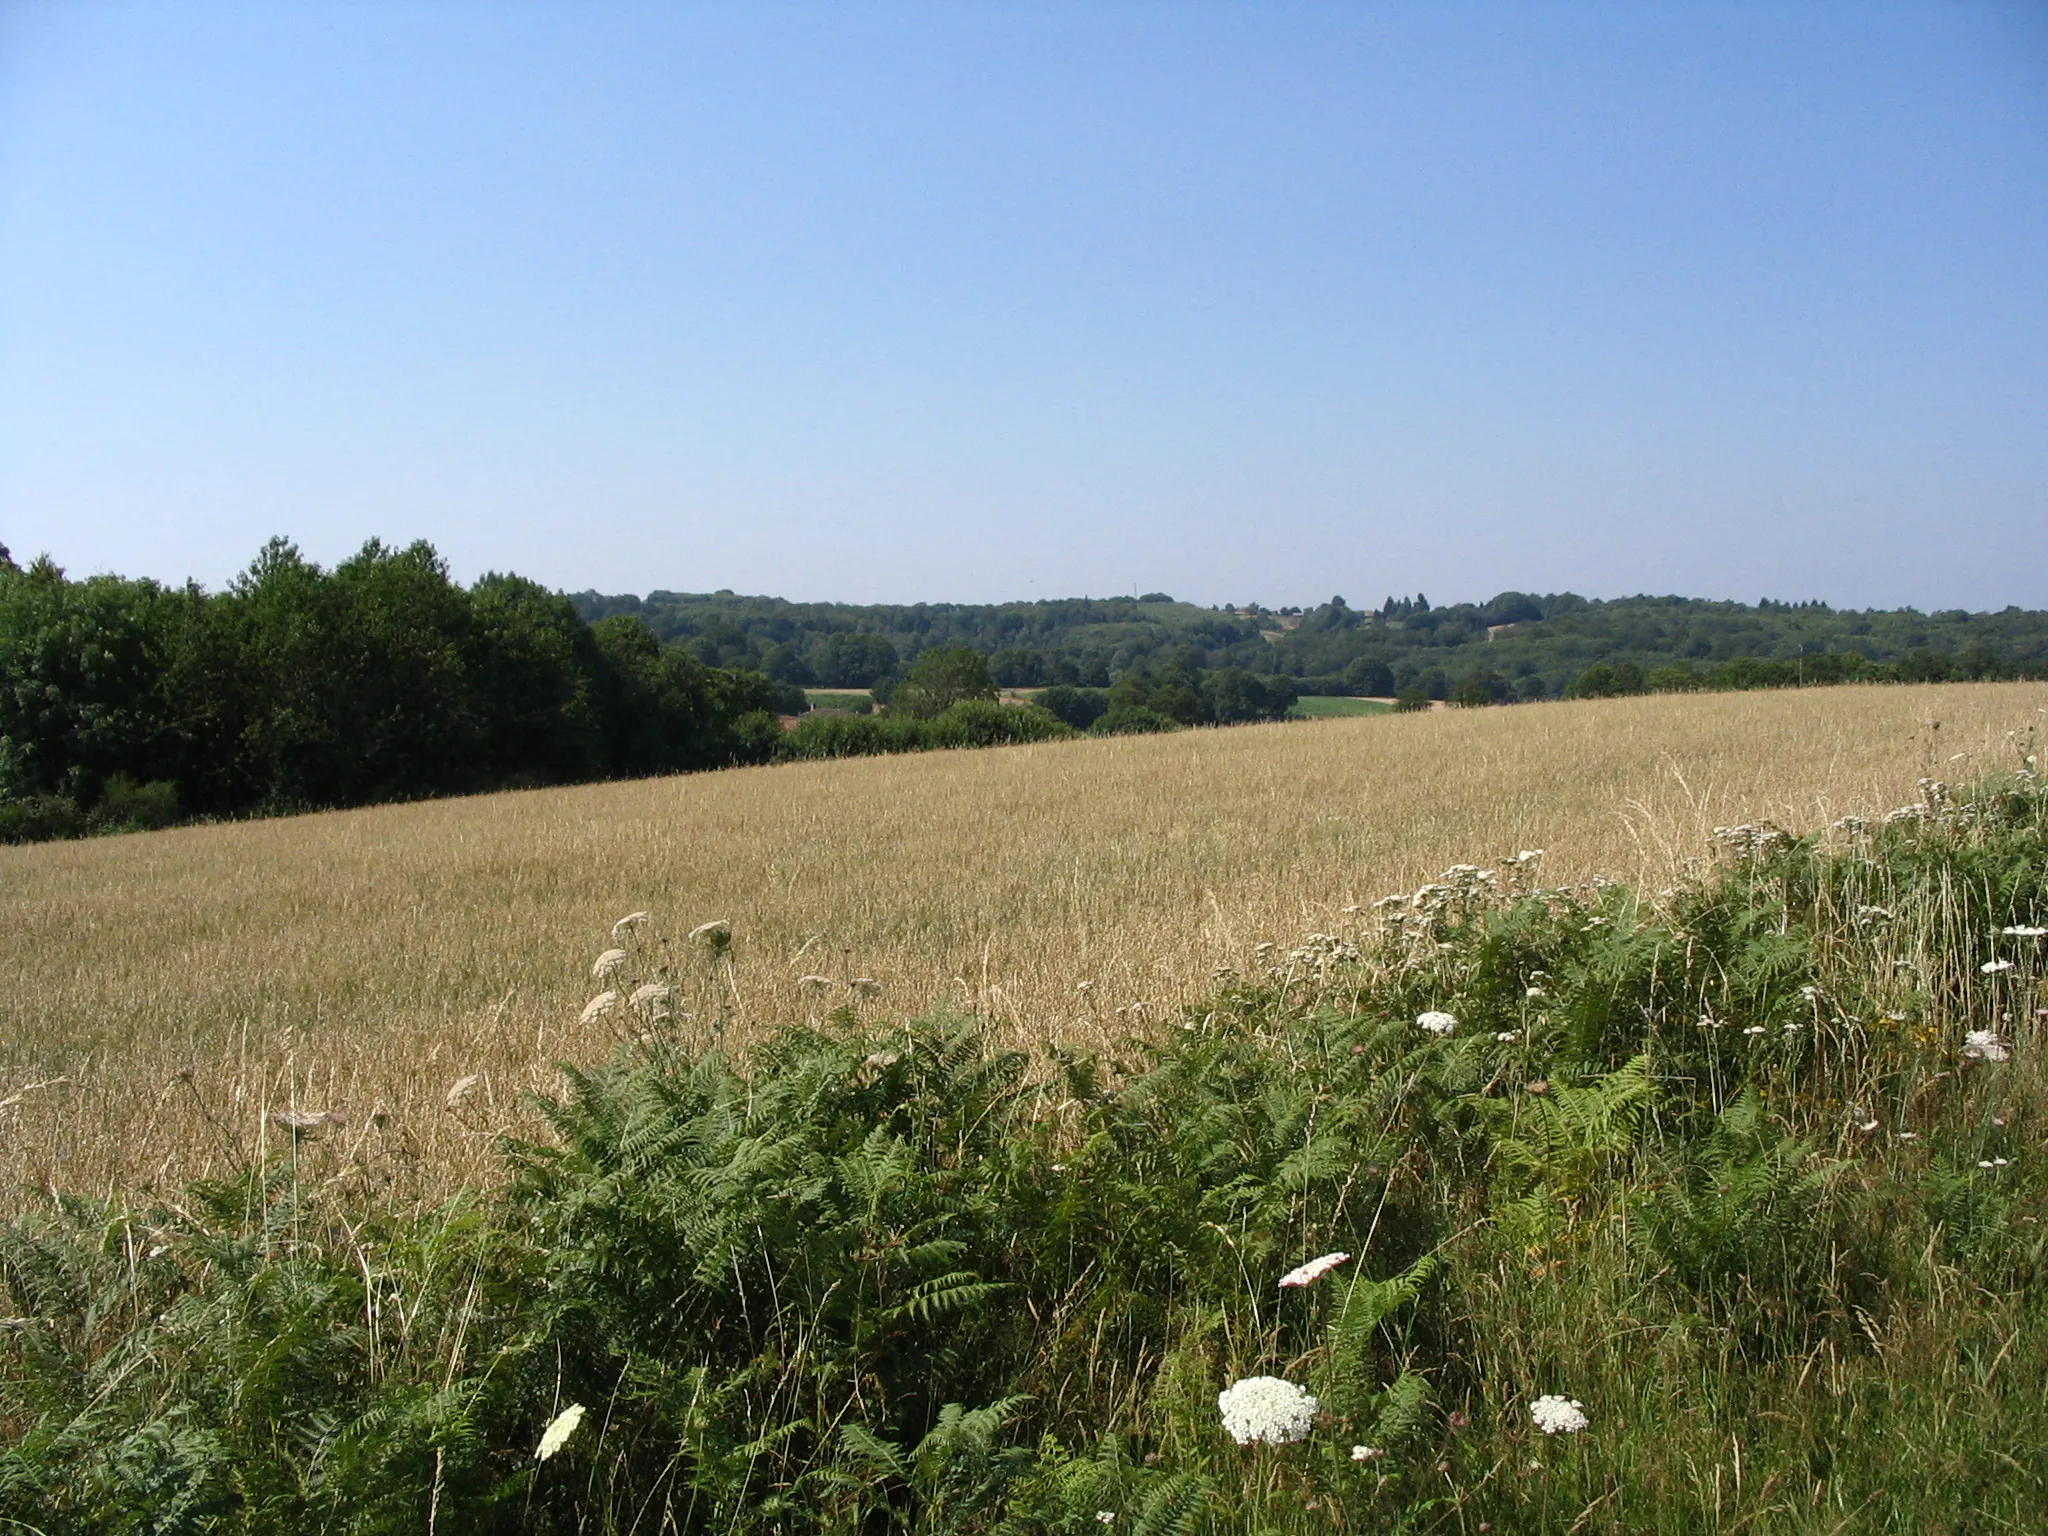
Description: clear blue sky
xmin=3 ymin=2 xmax=2044 ymax=610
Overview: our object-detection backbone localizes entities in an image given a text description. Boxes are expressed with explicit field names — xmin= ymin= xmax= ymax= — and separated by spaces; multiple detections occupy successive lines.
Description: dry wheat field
xmin=3 ymin=681 xmax=2043 ymax=1209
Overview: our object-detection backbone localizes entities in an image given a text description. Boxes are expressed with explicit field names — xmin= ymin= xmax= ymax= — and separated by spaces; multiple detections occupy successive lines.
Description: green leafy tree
xmin=1203 ymin=668 xmax=1297 ymax=724
xmin=889 ymin=646 xmax=997 ymax=720
xmin=0 ymin=556 xmax=175 ymax=806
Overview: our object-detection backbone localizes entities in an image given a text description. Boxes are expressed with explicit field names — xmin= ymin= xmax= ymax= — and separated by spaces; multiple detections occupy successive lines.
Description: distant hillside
xmin=573 ymin=588 xmax=2048 ymax=700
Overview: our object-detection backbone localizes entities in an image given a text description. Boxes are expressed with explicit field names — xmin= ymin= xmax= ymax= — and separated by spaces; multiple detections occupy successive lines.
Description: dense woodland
xmin=578 ymin=587 xmax=2048 ymax=701
xmin=0 ymin=539 xmax=794 ymax=840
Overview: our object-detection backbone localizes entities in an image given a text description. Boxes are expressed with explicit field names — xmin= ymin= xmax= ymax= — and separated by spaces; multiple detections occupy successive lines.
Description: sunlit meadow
xmin=1 ymin=682 xmax=2043 ymax=1208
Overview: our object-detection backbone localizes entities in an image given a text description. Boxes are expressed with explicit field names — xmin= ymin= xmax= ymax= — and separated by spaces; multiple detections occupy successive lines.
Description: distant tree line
xmin=575 ymin=587 xmax=2048 ymax=704
xmin=0 ymin=539 xmax=794 ymax=842
xmin=12 ymin=534 xmax=2046 ymax=844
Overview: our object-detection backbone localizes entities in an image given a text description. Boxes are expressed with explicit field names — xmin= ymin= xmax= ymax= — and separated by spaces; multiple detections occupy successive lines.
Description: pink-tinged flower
xmin=1279 ymin=1251 xmax=1351 ymax=1288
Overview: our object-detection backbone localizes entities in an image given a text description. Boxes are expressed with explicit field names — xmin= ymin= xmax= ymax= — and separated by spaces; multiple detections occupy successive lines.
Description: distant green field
xmin=803 ymin=690 xmax=873 ymax=711
xmin=1289 ymin=694 xmax=1394 ymax=718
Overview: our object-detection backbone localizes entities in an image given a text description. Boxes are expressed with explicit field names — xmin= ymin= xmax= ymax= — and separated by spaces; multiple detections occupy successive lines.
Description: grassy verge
xmin=1289 ymin=696 xmax=1395 ymax=719
xmin=4 ymin=764 xmax=2045 ymax=1530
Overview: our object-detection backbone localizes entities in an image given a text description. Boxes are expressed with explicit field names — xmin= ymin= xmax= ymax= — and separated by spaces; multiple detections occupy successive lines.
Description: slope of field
xmin=3 ymin=682 xmax=2043 ymax=1206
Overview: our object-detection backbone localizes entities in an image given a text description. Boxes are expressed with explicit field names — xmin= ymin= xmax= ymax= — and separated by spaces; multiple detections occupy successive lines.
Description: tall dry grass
xmin=2 ymin=681 xmax=2042 ymax=1208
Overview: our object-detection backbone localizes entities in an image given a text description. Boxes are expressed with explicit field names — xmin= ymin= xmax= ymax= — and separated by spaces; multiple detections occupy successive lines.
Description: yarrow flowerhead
xmin=1417 ymin=1010 xmax=1457 ymax=1037
xmin=1278 ymin=1252 xmax=1350 ymax=1289
xmin=1351 ymin=1444 xmax=1386 ymax=1461
xmin=1530 ymin=1395 xmax=1588 ymax=1435
xmin=1217 ymin=1376 xmax=1319 ymax=1445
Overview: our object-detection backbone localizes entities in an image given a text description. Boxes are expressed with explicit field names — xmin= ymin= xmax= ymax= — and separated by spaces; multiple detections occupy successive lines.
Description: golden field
xmin=3 ymin=681 xmax=2044 ymax=1208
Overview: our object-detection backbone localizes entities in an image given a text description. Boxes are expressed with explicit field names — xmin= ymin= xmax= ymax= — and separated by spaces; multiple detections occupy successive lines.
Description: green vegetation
xmin=880 ymin=647 xmax=1000 ymax=720
xmin=777 ymin=700 xmax=1076 ymax=760
xmin=0 ymin=540 xmax=792 ymax=843
xmin=803 ymin=691 xmax=874 ymax=714
xmin=8 ymin=761 xmax=2046 ymax=1532
xmin=1289 ymin=696 xmax=1394 ymax=719
xmin=574 ymin=586 xmax=2048 ymax=704
xmin=12 ymin=526 xmax=2048 ymax=847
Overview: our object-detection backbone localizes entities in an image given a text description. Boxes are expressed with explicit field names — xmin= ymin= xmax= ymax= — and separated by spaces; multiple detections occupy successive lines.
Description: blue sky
xmin=2 ymin=2 xmax=2044 ymax=609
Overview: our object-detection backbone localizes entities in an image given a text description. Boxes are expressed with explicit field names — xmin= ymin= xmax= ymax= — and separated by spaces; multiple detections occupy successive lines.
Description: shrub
xmin=922 ymin=700 xmax=1075 ymax=749
xmin=1035 ymin=685 xmax=1110 ymax=730
xmin=94 ymin=774 xmax=181 ymax=831
xmin=1090 ymin=706 xmax=1181 ymax=736
xmin=0 ymin=794 xmax=85 ymax=843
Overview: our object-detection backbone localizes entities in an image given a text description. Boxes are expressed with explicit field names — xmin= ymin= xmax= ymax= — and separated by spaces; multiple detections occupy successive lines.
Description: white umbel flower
xmin=1963 ymin=1029 xmax=2012 ymax=1062
xmin=444 ymin=1074 xmax=481 ymax=1108
xmin=1999 ymin=925 xmax=2046 ymax=938
xmin=1530 ymin=1395 xmax=1588 ymax=1435
xmin=537 ymin=1402 xmax=587 ymax=1461
xmin=690 ymin=920 xmax=732 ymax=945
xmin=1217 ymin=1375 xmax=1319 ymax=1445
xmin=628 ymin=982 xmax=671 ymax=1010
xmin=611 ymin=911 xmax=651 ymax=939
xmin=1350 ymin=1444 xmax=1386 ymax=1461
xmin=1278 ymin=1252 xmax=1351 ymax=1288
xmin=1982 ymin=959 xmax=2015 ymax=975
xmin=580 ymin=990 xmax=619 ymax=1024
xmin=592 ymin=948 xmax=628 ymax=980
xmin=1417 ymin=1010 xmax=1458 ymax=1037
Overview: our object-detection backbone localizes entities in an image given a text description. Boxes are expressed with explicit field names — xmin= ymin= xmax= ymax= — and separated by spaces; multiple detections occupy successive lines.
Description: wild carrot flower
xmin=1529 ymin=1396 xmax=1588 ymax=1435
xmin=592 ymin=948 xmax=628 ymax=980
xmin=1963 ymin=1029 xmax=2011 ymax=1062
xmin=1279 ymin=1252 xmax=1350 ymax=1288
xmin=1417 ymin=1011 xmax=1457 ymax=1036
xmin=537 ymin=1402 xmax=586 ymax=1461
xmin=580 ymin=990 xmax=619 ymax=1023
xmin=445 ymin=1074 xmax=480 ymax=1108
xmin=1217 ymin=1376 xmax=1319 ymax=1445
xmin=690 ymin=920 xmax=732 ymax=947
xmin=1999 ymin=925 xmax=2046 ymax=938
xmin=1982 ymin=959 xmax=2015 ymax=974
xmin=611 ymin=911 xmax=651 ymax=938
xmin=628 ymin=983 xmax=670 ymax=1009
